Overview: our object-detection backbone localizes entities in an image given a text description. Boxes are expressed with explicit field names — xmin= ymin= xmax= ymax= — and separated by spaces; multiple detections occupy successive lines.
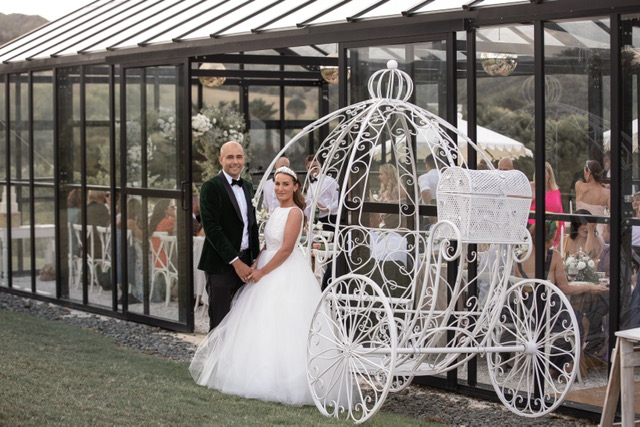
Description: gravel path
xmin=0 ymin=292 xmax=597 ymax=426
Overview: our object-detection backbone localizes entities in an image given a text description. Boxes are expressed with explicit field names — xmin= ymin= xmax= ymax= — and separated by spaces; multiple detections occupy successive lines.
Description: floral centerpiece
xmin=564 ymin=250 xmax=599 ymax=283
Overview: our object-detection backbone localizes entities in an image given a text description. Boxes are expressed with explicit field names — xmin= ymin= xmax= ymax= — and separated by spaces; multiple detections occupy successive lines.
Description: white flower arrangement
xmin=256 ymin=208 xmax=270 ymax=225
xmin=313 ymin=221 xmax=324 ymax=232
xmin=192 ymin=113 xmax=212 ymax=138
xmin=157 ymin=116 xmax=175 ymax=139
xmin=564 ymin=250 xmax=599 ymax=283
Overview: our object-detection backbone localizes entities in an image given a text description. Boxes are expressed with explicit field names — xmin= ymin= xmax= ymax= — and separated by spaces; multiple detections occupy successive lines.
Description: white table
xmin=0 ymin=224 xmax=56 ymax=275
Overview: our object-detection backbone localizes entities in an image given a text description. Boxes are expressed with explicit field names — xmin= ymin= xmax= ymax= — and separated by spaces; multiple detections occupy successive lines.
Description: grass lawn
xmin=0 ymin=309 xmax=437 ymax=426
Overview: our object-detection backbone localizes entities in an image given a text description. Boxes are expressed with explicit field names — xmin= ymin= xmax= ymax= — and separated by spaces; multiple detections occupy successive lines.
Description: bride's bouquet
xmin=564 ymin=250 xmax=599 ymax=282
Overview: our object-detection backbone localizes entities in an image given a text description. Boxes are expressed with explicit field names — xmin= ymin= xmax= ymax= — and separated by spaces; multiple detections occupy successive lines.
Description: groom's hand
xmin=232 ymin=259 xmax=253 ymax=283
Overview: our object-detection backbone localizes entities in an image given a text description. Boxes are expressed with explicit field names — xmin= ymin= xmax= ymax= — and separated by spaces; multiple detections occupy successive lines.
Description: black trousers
xmin=206 ymin=251 xmax=253 ymax=331
xmin=319 ymin=214 xmax=337 ymax=232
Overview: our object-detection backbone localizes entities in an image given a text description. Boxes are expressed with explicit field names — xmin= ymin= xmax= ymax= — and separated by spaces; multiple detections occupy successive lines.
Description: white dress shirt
xmin=262 ymin=178 xmax=279 ymax=213
xmin=305 ymin=174 xmax=340 ymax=219
xmin=418 ymin=169 xmax=440 ymax=203
xmin=369 ymin=229 xmax=407 ymax=264
xmin=222 ymin=170 xmax=249 ymax=252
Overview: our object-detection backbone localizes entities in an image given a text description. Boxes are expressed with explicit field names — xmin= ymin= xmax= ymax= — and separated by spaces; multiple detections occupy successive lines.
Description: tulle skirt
xmin=189 ymin=248 xmax=321 ymax=406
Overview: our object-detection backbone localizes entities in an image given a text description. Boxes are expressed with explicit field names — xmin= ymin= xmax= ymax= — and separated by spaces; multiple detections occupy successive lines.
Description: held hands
xmin=232 ymin=259 xmax=253 ymax=284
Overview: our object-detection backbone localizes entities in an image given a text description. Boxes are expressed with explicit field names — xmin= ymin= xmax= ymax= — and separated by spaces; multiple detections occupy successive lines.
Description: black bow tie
xmin=231 ymin=178 xmax=243 ymax=187
xmin=309 ymin=177 xmax=318 ymax=184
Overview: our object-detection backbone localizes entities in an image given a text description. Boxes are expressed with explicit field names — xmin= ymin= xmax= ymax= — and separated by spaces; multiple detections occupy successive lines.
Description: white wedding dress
xmin=189 ymin=206 xmax=321 ymax=406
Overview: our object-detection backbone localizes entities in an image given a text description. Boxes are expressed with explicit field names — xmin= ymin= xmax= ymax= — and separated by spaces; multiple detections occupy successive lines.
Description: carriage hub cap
xmin=524 ymin=341 xmax=538 ymax=354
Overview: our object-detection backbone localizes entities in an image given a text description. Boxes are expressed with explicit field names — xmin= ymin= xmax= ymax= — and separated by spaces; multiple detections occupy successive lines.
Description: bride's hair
xmin=274 ymin=168 xmax=306 ymax=212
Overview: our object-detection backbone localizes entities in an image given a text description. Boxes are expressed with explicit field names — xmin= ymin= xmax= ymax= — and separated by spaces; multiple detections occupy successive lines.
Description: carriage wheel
xmin=307 ymin=274 xmax=398 ymax=424
xmin=486 ymin=279 xmax=579 ymax=417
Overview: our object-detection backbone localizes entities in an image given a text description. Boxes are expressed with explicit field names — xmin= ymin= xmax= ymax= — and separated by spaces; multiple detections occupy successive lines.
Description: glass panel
xmin=33 ymin=186 xmax=56 ymax=297
xmin=10 ymin=73 xmax=28 ymax=181
xmin=249 ymin=86 xmax=280 ymax=121
xmin=542 ymin=18 xmax=611 ymax=407
xmin=200 ymin=82 xmax=240 ymax=110
xmin=249 ymin=128 xmax=280 ymax=180
xmin=33 ymin=71 xmax=54 ymax=182
xmin=284 ymin=86 xmax=318 ymax=120
xmin=61 ymin=187 xmax=82 ymax=300
xmin=347 ymin=40 xmax=446 ymax=234
xmin=122 ymin=64 xmax=187 ymax=325
xmin=146 ymin=66 xmax=180 ymax=190
xmin=194 ymin=92 xmax=248 ymax=183
xmin=125 ymin=68 xmax=143 ymax=187
xmin=86 ymin=65 xmax=111 ymax=186
xmin=57 ymin=66 xmax=86 ymax=302
xmin=87 ymin=189 xmax=111 ymax=308
xmin=125 ymin=196 xmax=184 ymax=322
xmin=11 ymin=185 xmax=32 ymax=291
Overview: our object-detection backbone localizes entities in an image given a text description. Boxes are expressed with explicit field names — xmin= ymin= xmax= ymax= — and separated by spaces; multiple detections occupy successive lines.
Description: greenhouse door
xmin=120 ymin=64 xmax=193 ymax=331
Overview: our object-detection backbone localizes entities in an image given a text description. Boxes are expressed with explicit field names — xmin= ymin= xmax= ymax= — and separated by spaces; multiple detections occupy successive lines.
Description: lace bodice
xmin=263 ymin=207 xmax=302 ymax=252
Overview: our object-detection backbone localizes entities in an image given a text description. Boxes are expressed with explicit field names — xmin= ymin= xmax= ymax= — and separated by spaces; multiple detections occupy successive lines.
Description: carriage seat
xmin=435 ymin=166 xmax=532 ymax=244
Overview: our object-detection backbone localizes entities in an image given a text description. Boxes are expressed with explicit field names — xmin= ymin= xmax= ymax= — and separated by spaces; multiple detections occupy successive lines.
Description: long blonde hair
xmin=545 ymin=162 xmax=559 ymax=191
xmin=379 ymin=163 xmax=400 ymax=201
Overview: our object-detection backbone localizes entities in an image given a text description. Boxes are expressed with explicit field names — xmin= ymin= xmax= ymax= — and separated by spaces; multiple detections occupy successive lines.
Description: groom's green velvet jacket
xmin=198 ymin=172 xmax=260 ymax=274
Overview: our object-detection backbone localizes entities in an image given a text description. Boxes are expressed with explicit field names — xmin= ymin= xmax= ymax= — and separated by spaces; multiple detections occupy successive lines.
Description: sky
xmin=2 ymin=0 xmax=91 ymax=21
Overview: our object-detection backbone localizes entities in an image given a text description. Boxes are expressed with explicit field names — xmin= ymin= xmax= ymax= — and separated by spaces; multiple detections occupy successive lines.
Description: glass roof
xmin=0 ymin=0 xmax=617 ymax=65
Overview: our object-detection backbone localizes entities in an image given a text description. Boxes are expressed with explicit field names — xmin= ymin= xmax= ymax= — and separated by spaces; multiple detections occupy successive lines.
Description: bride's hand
xmin=248 ymin=269 xmax=266 ymax=283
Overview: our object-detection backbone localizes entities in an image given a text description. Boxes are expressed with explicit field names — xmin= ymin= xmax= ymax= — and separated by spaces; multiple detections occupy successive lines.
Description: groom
xmin=199 ymin=141 xmax=259 ymax=331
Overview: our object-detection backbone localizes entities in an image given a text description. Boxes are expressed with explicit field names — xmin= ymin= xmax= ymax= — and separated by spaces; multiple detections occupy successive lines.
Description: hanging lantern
xmin=199 ymin=63 xmax=226 ymax=88
xmin=320 ymin=53 xmax=350 ymax=84
xmin=480 ymin=53 xmax=518 ymax=77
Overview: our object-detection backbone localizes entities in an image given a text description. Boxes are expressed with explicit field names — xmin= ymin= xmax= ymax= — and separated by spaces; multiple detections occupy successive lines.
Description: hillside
xmin=0 ymin=13 xmax=48 ymax=46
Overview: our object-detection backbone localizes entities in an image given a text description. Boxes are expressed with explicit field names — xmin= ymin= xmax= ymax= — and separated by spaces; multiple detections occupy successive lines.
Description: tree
xmin=249 ymin=98 xmax=277 ymax=120
xmin=286 ymin=96 xmax=307 ymax=119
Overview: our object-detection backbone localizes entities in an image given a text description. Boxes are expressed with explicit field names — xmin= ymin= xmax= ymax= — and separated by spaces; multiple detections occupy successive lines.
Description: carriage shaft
xmin=366 ymin=345 xmax=527 ymax=355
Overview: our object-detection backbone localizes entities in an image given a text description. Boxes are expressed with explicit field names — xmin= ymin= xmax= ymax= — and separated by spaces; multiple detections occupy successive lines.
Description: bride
xmin=189 ymin=166 xmax=321 ymax=406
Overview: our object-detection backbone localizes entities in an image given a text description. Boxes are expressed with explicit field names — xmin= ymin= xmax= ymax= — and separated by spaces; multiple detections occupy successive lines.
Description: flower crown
xmin=274 ymin=166 xmax=298 ymax=181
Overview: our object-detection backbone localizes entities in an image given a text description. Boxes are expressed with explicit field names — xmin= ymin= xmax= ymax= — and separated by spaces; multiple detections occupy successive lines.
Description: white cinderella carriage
xmin=254 ymin=61 xmax=579 ymax=423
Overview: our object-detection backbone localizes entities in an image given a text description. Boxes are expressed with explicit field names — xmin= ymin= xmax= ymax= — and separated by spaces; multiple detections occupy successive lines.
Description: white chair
xmin=71 ymin=223 xmax=100 ymax=293
xmin=95 ymin=226 xmax=112 ymax=273
xmin=150 ymin=232 xmax=178 ymax=306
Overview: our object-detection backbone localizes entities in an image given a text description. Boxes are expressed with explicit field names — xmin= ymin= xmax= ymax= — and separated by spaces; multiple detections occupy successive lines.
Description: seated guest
xmin=576 ymin=160 xmax=610 ymax=235
xmin=563 ymin=209 xmax=604 ymax=261
xmin=149 ymin=199 xmax=176 ymax=301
